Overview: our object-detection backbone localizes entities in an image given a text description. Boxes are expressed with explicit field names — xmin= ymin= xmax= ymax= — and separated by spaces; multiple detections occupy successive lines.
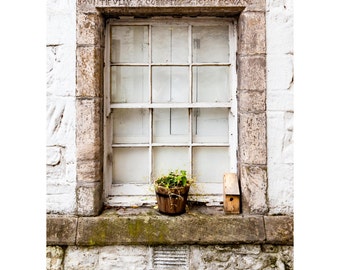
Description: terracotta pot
xmin=155 ymin=185 xmax=190 ymax=215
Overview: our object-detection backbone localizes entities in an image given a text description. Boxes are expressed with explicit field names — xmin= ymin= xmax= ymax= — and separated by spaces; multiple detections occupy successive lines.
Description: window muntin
xmin=104 ymin=18 xmax=237 ymax=206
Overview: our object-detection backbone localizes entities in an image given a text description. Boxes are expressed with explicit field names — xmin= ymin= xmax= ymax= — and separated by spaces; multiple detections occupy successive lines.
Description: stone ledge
xmin=46 ymin=207 xmax=293 ymax=246
xmin=46 ymin=215 xmax=78 ymax=245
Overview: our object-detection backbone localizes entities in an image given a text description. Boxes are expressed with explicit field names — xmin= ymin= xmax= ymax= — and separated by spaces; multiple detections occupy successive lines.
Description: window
xmin=104 ymin=18 xmax=237 ymax=206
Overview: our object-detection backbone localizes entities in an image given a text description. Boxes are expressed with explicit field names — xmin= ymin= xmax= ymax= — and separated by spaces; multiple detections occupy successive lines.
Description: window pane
xmin=153 ymin=109 xmax=189 ymax=143
xmin=193 ymin=66 xmax=229 ymax=102
xmin=153 ymin=147 xmax=190 ymax=178
xmin=111 ymin=26 xmax=148 ymax=63
xmin=112 ymin=109 xmax=149 ymax=144
xmin=193 ymin=108 xmax=229 ymax=143
xmin=193 ymin=147 xmax=229 ymax=183
xmin=192 ymin=25 xmax=229 ymax=63
xmin=111 ymin=66 xmax=149 ymax=103
xmin=152 ymin=67 xmax=189 ymax=102
xmin=152 ymin=26 xmax=188 ymax=63
xmin=112 ymin=148 xmax=149 ymax=184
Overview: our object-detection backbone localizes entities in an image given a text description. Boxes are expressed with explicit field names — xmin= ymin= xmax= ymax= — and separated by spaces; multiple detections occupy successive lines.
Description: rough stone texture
xmin=46 ymin=216 xmax=78 ymax=245
xmin=264 ymin=216 xmax=294 ymax=245
xmin=76 ymin=46 xmax=103 ymax=97
xmin=46 ymin=246 xmax=64 ymax=270
xmin=238 ymin=112 xmax=267 ymax=165
xmin=266 ymin=0 xmax=294 ymax=215
xmin=237 ymin=55 xmax=266 ymax=91
xmin=52 ymin=244 xmax=293 ymax=270
xmin=75 ymin=209 xmax=266 ymax=245
xmin=240 ymin=165 xmax=268 ymax=214
xmin=238 ymin=11 xmax=266 ymax=55
xmin=76 ymin=182 xmax=103 ymax=216
xmin=76 ymin=98 xmax=102 ymax=162
xmin=77 ymin=12 xmax=104 ymax=46
xmin=238 ymin=90 xmax=266 ymax=113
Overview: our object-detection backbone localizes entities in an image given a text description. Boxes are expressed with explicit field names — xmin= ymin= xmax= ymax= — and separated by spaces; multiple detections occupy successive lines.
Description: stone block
xmin=46 ymin=44 xmax=76 ymax=97
xmin=238 ymin=112 xmax=267 ymax=164
xmin=64 ymin=246 xmax=99 ymax=269
xmin=267 ymin=89 xmax=293 ymax=111
xmin=238 ymin=90 xmax=266 ymax=112
xmin=267 ymin=54 xmax=293 ymax=91
xmin=76 ymin=212 xmax=265 ymax=245
xmin=76 ymin=46 xmax=103 ymax=97
xmin=76 ymin=98 xmax=102 ymax=161
xmin=238 ymin=11 xmax=266 ymax=55
xmin=47 ymin=11 xmax=75 ymax=45
xmin=77 ymin=12 xmax=104 ymax=46
xmin=76 ymin=182 xmax=103 ymax=216
xmin=46 ymin=215 xmax=77 ymax=245
xmin=267 ymin=163 xmax=293 ymax=215
xmin=264 ymin=216 xmax=294 ymax=244
xmin=77 ymin=159 xmax=103 ymax=182
xmin=46 ymin=246 xmax=64 ymax=270
xmin=237 ymin=55 xmax=266 ymax=90
xmin=240 ymin=165 xmax=268 ymax=214
xmin=266 ymin=0 xmax=294 ymax=54
xmin=46 ymin=97 xmax=76 ymax=147
xmin=47 ymin=146 xmax=62 ymax=166
xmin=267 ymin=111 xmax=293 ymax=165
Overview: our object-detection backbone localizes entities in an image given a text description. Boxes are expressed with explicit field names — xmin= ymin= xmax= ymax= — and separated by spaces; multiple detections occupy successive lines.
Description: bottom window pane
xmin=112 ymin=148 xmax=149 ymax=184
xmin=193 ymin=147 xmax=229 ymax=183
xmin=153 ymin=147 xmax=190 ymax=178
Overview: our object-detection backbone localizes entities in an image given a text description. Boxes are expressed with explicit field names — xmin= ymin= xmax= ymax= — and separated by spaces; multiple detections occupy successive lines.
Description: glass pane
xmin=152 ymin=26 xmax=188 ymax=63
xmin=153 ymin=109 xmax=189 ymax=143
xmin=111 ymin=66 xmax=149 ymax=103
xmin=192 ymin=25 xmax=229 ymax=63
xmin=153 ymin=147 xmax=189 ymax=178
xmin=193 ymin=108 xmax=229 ymax=143
xmin=152 ymin=67 xmax=189 ymax=102
xmin=111 ymin=26 xmax=148 ymax=63
xmin=193 ymin=147 xmax=229 ymax=183
xmin=112 ymin=148 xmax=149 ymax=184
xmin=192 ymin=66 xmax=229 ymax=102
xmin=112 ymin=109 xmax=149 ymax=144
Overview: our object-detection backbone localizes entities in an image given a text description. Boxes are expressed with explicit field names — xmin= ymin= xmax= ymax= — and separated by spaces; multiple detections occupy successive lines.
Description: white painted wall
xmin=46 ymin=0 xmax=77 ymax=214
xmin=266 ymin=0 xmax=294 ymax=214
xmin=46 ymin=0 xmax=294 ymax=215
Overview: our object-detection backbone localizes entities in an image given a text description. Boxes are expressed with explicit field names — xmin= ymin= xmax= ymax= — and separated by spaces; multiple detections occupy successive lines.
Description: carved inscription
xmin=78 ymin=0 xmax=249 ymax=7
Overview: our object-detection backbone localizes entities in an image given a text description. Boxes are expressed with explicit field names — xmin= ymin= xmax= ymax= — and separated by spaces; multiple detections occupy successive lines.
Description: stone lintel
xmin=97 ymin=6 xmax=245 ymax=17
xmin=46 ymin=215 xmax=78 ymax=245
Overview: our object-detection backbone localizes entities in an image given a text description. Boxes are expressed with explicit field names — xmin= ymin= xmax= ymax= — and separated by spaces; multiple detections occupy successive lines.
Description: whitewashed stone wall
xmin=46 ymin=0 xmax=77 ymax=214
xmin=46 ymin=0 xmax=294 ymax=216
xmin=266 ymin=0 xmax=294 ymax=215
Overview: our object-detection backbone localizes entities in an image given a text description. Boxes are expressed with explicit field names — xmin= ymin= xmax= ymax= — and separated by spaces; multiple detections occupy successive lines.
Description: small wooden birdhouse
xmin=223 ymin=173 xmax=241 ymax=214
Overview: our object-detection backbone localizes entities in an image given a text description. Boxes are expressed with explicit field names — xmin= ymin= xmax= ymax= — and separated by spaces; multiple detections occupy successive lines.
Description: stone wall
xmin=47 ymin=0 xmax=77 ymax=214
xmin=47 ymin=244 xmax=293 ymax=270
xmin=266 ymin=0 xmax=294 ymax=215
xmin=46 ymin=0 xmax=294 ymax=268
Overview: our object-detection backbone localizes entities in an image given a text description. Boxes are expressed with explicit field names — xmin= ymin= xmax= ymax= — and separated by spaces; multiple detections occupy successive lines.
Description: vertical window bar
xmin=148 ymin=24 xmax=153 ymax=183
xmin=188 ymin=24 xmax=193 ymax=177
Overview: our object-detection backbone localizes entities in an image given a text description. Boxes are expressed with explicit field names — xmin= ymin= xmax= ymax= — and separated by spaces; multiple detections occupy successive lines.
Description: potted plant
xmin=154 ymin=170 xmax=194 ymax=215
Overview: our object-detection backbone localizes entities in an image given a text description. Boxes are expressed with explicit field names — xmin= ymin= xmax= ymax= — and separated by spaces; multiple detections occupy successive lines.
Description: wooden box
xmin=223 ymin=173 xmax=241 ymax=214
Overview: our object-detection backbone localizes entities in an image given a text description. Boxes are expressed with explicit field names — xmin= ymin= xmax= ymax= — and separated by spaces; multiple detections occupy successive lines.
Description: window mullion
xmin=188 ymin=24 xmax=193 ymax=178
xmin=148 ymin=24 xmax=153 ymax=183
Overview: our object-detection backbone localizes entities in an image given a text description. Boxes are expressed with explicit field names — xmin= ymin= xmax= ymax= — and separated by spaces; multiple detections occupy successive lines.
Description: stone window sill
xmin=46 ymin=206 xmax=293 ymax=246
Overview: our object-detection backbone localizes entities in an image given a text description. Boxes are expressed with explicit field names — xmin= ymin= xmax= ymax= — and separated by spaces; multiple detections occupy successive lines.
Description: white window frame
xmin=103 ymin=17 xmax=238 ymax=207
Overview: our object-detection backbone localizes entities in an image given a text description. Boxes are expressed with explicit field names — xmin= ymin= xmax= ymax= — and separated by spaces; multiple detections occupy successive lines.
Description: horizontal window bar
xmin=111 ymin=63 xmax=231 ymax=66
xmin=111 ymin=143 xmax=230 ymax=147
xmin=110 ymin=102 xmax=232 ymax=109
